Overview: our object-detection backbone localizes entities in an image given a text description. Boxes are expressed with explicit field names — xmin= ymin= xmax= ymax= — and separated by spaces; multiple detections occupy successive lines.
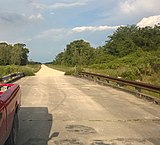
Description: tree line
xmin=54 ymin=25 xmax=160 ymax=66
xmin=53 ymin=25 xmax=160 ymax=82
xmin=0 ymin=42 xmax=29 ymax=65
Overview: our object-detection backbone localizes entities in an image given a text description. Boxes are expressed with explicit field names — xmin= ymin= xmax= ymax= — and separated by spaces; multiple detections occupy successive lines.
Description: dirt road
xmin=17 ymin=65 xmax=160 ymax=145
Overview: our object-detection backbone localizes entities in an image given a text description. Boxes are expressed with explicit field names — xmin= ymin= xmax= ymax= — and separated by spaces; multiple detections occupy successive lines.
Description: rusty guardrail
xmin=78 ymin=72 xmax=160 ymax=104
xmin=0 ymin=72 xmax=25 ymax=83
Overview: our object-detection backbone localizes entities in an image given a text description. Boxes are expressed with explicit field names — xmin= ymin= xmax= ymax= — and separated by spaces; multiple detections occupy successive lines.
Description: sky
xmin=0 ymin=0 xmax=160 ymax=63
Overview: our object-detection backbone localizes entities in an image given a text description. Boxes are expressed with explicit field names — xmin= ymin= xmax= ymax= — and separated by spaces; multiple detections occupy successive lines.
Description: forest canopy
xmin=54 ymin=25 xmax=160 ymax=66
xmin=53 ymin=25 xmax=160 ymax=83
xmin=0 ymin=42 xmax=29 ymax=65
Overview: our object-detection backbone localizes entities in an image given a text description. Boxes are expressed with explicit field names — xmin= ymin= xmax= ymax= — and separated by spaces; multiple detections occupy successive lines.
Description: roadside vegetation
xmin=51 ymin=25 xmax=160 ymax=86
xmin=0 ymin=42 xmax=41 ymax=77
xmin=0 ymin=64 xmax=41 ymax=77
xmin=46 ymin=64 xmax=83 ymax=75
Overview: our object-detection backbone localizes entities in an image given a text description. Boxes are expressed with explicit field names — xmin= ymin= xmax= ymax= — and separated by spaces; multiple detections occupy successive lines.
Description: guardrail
xmin=0 ymin=72 xmax=25 ymax=83
xmin=78 ymin=72 xmax=160 ymax=104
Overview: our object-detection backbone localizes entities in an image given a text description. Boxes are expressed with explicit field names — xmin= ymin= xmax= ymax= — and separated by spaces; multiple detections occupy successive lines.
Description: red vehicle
xmin=0 ymin=84 xmax=21 ymax=145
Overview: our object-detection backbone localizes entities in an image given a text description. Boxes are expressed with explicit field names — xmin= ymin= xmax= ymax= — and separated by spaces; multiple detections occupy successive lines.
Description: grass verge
xmin=47 ymin=64 xmax=160 ymax=99
xmin=46 ymin=64 xmax=84 ymax=75
xmin=0 ymin=64 xmax=41 ymax=77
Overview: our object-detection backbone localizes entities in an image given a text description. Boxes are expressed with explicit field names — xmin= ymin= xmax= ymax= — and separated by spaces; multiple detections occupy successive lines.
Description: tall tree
xmin=0 ymin=42 xmax=29 ymax=65
xmin=61 ymin=40 xmax=94 ymax=66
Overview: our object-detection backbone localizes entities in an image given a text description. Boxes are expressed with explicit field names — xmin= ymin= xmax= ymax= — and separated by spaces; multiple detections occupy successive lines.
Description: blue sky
xmin=0 ymin=0 xmax=160 ymax=62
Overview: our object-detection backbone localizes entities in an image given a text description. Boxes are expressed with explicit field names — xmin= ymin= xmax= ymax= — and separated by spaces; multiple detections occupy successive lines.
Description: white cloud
xmin=31 ymin=2 xmax=46 ymax=9
xmin=0 ymin=11 xmax=43 ymax=25
xmin=0 ymin=12 xmax=25 ymax=24
xmin=31 ymin=1 xmax=87 ymax=10
xmin=120 ymin=0 xmax=160 ymax=15
xmin=36 ymin=28 xmax=67 ymax=41
xmin=28 ymin=14 xmax=43 ymax=21
xmin=137 ymin=15 xmax=160 ymax=27
xmin=49 ymin=2 xmax=86 ymax=9
xmin=50 ymin=12 xmax=55 ymax=15
xmin=72 ymin=25 xmax=122 ymax=32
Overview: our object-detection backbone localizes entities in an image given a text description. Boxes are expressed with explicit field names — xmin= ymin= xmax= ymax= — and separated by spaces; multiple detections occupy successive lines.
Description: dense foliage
xmin=54 ymin=40 xmax=95 ymax=66
xmin=0 ymin=42 xmax=29 ymax=65
xmin=53 ymin=25 xmax=160 ymax=84
xmin=0 ymin=42 xmax=42 ymax=77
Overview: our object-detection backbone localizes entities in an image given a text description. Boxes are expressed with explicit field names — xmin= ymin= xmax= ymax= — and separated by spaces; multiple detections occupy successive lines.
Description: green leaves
xmin=0 ymin=42 xmax=29 ymax=65
xmin=0 ymin=65 xmax=41 ymax=77
xmin=53 ymin=25 xmax=160 ymax=85
xmin=104 ymin=25 xmax=160 ymax=56
xmin=54 ymin=40 xmax=95 ymax=66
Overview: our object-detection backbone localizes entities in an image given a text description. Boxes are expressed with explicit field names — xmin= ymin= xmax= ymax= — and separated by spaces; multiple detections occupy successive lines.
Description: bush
xmin=121 ymin=68 xmax=139 ymax=80
xmin=90 ymin=64 xmax=108 ymax=69
xmin=64 ymin=69 xmax=75 ymax=75
xmin=64 ymin=66 xmax=84 ymax=75
xmin=26 ymin=64 xmax=41 ymax=73
xmin=19 ymin=67 xmax=35 ymax=76
xmin=0 ymin=64 xmax=41 ymax=77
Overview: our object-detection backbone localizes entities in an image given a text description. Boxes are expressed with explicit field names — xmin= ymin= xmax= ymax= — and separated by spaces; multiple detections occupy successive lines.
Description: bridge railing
xmin=78 ymin=72 xmax=160 ymax=104
xmin=0 ymin=72 xmax=25 ymax=83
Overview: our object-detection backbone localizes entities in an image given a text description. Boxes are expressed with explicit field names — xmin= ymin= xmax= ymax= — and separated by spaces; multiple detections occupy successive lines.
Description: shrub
xmin=64 ymin=66 xmax=84 ymax=76
xmin=0 ymin=64 xmax=41 ymax=77
xmin=64 ymin=69 xmax=75 ymax=75
xmin=121 ymin=68 xmax=139 ymax=80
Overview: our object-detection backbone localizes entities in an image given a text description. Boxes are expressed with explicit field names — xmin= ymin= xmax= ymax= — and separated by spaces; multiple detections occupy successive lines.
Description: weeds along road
xmin=16 ymin=65 xmax=160 ymax=145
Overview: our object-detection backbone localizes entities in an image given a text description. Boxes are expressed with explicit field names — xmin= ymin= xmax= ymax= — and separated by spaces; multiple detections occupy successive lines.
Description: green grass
xmin=46 ymin=64 xmax=84 ymax=76
xmin=47 ymin=64 xmax=160 ymax=99
xmin=0 ymin=64 xmax=41 ymax=77
xmin=84 ymin=67 xmax=160 ymax=86
xmin=46 ymin=64 xmax=160 ymax=86
xmin=46 ymin=64 xmax=72 ymax=72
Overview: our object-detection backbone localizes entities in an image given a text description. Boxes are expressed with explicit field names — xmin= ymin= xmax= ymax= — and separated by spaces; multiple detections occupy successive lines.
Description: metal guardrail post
xmin=78 ymin=72 xmax=160 ymax=104
xmin=0 ymin=72 xmax=25 ymax=83
xmin=135 ymin=87 xmax=141 ymax=93
xmin=79 ymin=72 xmax=160 ymax=93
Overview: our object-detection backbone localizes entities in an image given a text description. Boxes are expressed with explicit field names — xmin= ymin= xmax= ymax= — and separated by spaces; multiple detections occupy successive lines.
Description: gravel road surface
xmin=16 ymin=65 xmax=160 ymax=145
